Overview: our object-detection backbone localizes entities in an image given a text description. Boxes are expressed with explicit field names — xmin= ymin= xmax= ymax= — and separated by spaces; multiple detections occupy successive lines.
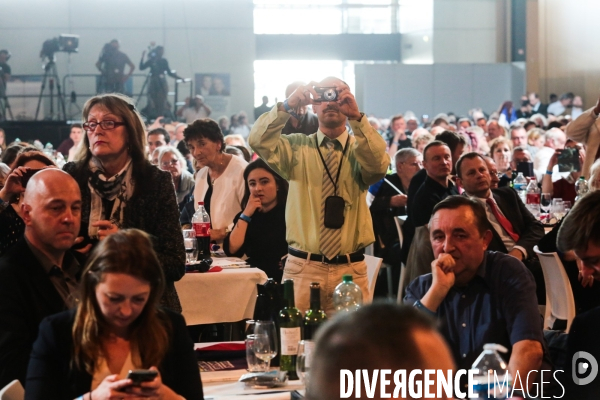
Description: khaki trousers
xmin=282 ymin=253 xmax=369 ymax=316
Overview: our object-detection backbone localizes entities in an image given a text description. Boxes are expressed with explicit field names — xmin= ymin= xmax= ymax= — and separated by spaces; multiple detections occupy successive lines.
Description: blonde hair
xmin=590 ymin=158 xmax=600 ymax=192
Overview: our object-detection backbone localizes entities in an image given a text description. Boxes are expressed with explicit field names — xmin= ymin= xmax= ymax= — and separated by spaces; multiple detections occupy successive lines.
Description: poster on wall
xmin=195 ymin=73 xmax=230 ymax=116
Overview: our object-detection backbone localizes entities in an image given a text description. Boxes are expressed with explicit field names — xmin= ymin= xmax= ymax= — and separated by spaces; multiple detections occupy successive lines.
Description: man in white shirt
xmin=547 ymin=92 xmax=574 ymax=116
xmin=177 ymin=95 xmax=211 ymax=124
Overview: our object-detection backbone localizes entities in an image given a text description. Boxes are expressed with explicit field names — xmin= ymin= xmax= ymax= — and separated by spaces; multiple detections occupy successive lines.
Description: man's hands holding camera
xmin=282 ymin=81 xmax=362 ymax=121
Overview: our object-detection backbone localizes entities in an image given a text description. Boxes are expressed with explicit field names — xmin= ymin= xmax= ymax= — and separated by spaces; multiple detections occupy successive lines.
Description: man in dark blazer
xmin=456 ymin=152 xmax=545 ymax=261
xmin=557 ymin=190 xmax=600 ymax=399
xmin=0 ymin=169 xmax=83 ymax=388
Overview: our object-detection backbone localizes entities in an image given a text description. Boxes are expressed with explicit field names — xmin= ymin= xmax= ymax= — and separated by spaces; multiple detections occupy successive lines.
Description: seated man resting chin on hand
xmin=404 ymin=196 xmax=553 ymax=394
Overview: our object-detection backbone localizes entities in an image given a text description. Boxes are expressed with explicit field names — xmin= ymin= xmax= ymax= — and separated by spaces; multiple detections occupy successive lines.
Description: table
xmin=196 ymin=342 xmax=305 ymax=399
xmin=175 ymin=268 xmax=268 ymax=325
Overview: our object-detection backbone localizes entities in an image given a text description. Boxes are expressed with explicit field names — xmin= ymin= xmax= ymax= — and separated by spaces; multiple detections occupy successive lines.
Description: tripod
xmin=135 ymin=72 xmax=152 ymax=109
xmin=0 ymin=72 xmax=13 ymax=121
xmin=35 ymin=59 xmax=67 ymax=121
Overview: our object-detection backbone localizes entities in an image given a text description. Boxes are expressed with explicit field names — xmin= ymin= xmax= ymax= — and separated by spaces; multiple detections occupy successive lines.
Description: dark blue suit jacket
xmin=25 ymin=309 xmax=203 ymax=400
xmin=0 ymin=238 xmax=77 ymax=388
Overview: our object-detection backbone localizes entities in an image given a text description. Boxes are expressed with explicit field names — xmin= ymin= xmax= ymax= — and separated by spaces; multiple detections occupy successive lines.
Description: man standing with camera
xmin=249 ymin=77 xmax=388 ymax=314
xmin=95 ymin=40 xmax=135 ymax=94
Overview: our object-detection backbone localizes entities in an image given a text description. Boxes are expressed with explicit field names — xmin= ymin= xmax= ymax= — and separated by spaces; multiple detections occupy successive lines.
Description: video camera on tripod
xmin=39 ymin=34 xmax=79 ymax=61
xmin=35 ymin=34 xmax=79 ymax=120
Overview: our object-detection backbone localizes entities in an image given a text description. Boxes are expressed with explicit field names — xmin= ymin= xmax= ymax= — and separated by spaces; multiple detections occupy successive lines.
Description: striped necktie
xmin=319 ymin=139 xmax=342 ymax=260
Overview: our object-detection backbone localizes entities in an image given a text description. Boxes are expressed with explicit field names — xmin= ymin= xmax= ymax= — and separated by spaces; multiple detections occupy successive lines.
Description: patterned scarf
xmin=87 ymin=157 xmax=134 ymax=238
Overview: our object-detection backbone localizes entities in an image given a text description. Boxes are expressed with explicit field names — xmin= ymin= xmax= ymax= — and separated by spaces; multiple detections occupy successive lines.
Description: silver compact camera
xmin=314 ymin=87 xmax=338 ymax=102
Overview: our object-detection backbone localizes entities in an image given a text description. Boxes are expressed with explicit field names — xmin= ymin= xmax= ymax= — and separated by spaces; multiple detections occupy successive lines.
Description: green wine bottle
xmin=278 ymin=279 xmax=303 ymax=380
xmin=303 ymin=282 xmax=327 ymax=340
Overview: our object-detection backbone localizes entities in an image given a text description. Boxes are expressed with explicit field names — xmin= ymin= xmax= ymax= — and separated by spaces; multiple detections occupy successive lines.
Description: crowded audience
xmin=1 ymin=79 xmax=600 ymax=400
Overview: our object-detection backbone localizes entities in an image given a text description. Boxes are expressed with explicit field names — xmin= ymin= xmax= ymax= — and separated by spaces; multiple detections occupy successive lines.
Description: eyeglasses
xmin=161 ymin=159 xmax=179 ymax=168
xmin=83 ymin=120 xmax=126 ymax=131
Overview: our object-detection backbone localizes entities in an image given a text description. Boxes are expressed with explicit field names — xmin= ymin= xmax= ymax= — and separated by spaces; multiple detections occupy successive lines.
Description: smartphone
xmin=516 ymin=161 xmax=534 ymax=178
xmin=126 ymin=370 xmax=158 ymax=386
xmin=557 ymin=148 xmax=580 ymax=172
xmin=21 ymin=168 xmax=43 ymax=187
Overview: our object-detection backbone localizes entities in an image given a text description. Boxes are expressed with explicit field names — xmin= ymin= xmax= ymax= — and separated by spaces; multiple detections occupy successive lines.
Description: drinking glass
xmin=296 ymin=340 xmax=314 ymax=386
xmin=183 ymin=229 xmax=197 ymax=264
xmin=253 ymin=321 xmax=278 ymax=370
xmin=563 ymin=201 xmax=572 ymax=214
xmin=540 ymin=193 xmax=552 ymax=213
xmin=246 ymin=334 xmax=268 ymax=372
xmin=551 ymin=199 xmax=565 ymax=221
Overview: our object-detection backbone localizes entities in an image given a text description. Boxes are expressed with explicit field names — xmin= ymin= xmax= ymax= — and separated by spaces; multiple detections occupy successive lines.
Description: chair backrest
xmin=364 ymin=254 xmax=383 ymax=304
xmin=533 ymin=246 xmax=576 ymax=332
xmin=0 ymin=380 xmax=24 ymax=400
xmin=393 ymin=216 xmax=405 ymax=248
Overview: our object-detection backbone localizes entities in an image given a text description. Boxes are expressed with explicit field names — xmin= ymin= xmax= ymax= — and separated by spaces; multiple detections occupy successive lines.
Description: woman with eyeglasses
xmin=157 ymin=146 xmax=195 ymax=211
xmin=25 ymin=229 xmax=203 ymax=400
xmin=63 ymin=93 xmax=185 ymax=313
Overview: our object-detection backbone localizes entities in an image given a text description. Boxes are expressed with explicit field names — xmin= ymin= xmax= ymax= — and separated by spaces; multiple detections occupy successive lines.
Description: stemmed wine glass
xmin=253 ymin=321 xmax=278 ymax=370
xmin=183 ymin=229 xmax=197 ymax=264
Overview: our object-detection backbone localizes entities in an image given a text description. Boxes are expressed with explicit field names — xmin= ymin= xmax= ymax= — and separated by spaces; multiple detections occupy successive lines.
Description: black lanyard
xmin=315 ymin=135 xmax=350 ymax=195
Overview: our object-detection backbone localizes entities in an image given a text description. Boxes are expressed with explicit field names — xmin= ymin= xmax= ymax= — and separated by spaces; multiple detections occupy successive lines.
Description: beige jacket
xmin=566 ymin=106 xmax=600 ymax=178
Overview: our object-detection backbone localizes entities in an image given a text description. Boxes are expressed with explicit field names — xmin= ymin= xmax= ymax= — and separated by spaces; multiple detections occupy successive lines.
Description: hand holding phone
xmin=126 ymin=369 xmax=158 ymax=386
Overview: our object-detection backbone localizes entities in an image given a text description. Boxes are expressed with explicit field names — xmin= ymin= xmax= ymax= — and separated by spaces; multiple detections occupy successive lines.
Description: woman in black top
xmin=139 ymin=46 xmax=181 ymax=119
xmin=224 ymin=159 xmax=288 ymax=282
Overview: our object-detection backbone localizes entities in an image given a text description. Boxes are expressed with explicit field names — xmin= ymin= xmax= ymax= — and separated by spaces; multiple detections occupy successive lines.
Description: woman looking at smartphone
xmin=224 ymin=159 xmax=288 ymax=282
xmin=25 ymin=229 xmax=203 ymax=400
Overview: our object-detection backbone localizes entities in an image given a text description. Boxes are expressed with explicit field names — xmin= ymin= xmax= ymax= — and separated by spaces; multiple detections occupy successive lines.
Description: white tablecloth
xmin=175 ymin=268 xmax=268 ymax=325
xmin=202 ymin=370 xmax=304 ymax=400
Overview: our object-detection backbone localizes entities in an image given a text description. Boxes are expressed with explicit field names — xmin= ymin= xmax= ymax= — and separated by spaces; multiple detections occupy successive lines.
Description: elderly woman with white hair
xmin=157 ymin=146 xmax=195 ymax=211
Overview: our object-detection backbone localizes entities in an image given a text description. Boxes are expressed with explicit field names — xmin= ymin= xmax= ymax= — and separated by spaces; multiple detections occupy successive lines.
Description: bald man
xmin=0 ymin=169 xmax=83 ymax=387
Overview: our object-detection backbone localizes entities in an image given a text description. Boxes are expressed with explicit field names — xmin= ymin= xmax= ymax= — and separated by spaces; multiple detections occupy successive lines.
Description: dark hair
xmin=71 ymin=123 xmax=82 ymax=130
xmin=72 ymin=229 xmax=169 ymax=374
xmin=148 ymin=127 xmax=170 ymax=144
xmin=557 ymin=191 xmax=600 ymax=253
xmin=176 ymin=140 xmax=190 ymax=157
xmin=430 ymin=195 xmax=489 ymax=236
xmin=307 ymin=303 xmax=437 ymax=400
xmin=435 ymin=130 xmax=467 ymax=156
xmin=13 ymin=150 xmax=55 ymax=169
xmin=390 ymin=114 xmax=404 ymax=126
xmin=234 ymin=145 xmax=251 ymax=162
xmin=422 ymin=140 xmax=449 ymax=161
xmin=183 ymin=118 xmax=225 ymax=153
xmin=1 ymin=144 xmax=24 ymax=166
xmin=241 ymin=159 xmax=288 ymax=210
xmin=455 ymin=151 xmax=486 ymax=179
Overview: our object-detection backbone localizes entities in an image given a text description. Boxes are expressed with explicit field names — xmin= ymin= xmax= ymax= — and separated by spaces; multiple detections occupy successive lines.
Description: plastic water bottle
xmin=575 ymin=176 xmax=589 ymax=202
xmin=333 ymin=275 xmax=362 ymax=313
xmin=191 ymin=201 xmax=211 ymax=261
xmin=470 ymin=344 xmax=512 ymax=399
xmin=513 ymin=172 xmax=527 ymax=203
xmin=525 ymin=178 xmax=541 ymax=219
